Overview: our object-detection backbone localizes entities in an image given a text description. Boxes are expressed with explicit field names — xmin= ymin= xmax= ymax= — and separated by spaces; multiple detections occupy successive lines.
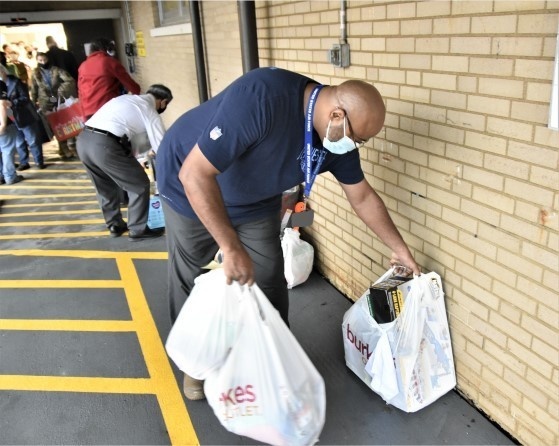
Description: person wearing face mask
xmin=155 ymin=67 xmax=420 ymax=401
xmin=31 ymin=52 xmax=78 ymax=160
xmin=76 ymin=84 xmax=172 ymax=240
xmin=78 ymin=37 xmax=140 ymax=120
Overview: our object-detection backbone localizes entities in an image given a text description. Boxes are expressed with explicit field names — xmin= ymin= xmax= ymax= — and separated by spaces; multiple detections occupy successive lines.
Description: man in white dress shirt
xmin=76 ymin=84 xmax=172 ymax=240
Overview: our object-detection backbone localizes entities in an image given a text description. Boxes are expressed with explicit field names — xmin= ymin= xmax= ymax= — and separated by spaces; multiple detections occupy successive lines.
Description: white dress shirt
xmin=86 ymin=94 xmax=165 ymax=153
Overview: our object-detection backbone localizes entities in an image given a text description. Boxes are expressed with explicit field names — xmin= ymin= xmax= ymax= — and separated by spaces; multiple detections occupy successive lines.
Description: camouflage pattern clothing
xmin=30 ymin=65 xmax=78 ymax=159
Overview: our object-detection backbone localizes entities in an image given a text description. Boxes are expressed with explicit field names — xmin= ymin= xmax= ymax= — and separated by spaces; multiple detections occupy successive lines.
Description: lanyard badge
xmin=291 ymin=84 xmax=324 ymax=229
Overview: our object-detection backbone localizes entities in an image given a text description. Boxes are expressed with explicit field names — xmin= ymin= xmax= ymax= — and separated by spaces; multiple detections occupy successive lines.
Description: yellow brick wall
xmin=255 ymin=1 xmax=558 ymax=444
xmin=129 ymin=1 xmax=559 ymax=444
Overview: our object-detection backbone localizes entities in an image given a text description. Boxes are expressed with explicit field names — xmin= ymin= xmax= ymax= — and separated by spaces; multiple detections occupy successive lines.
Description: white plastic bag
xmin=165 ymin=269 xmax=241 ymax=380
xmin=204 ymin=283 xmax=326 ymax=446
xmin=281 ymin=228 xmax=314 ymax=289
xmin=343 ymin=269 xmax=456 ymax=412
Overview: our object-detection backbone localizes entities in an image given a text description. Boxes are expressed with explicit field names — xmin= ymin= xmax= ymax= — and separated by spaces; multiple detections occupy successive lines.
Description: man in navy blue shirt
xmin=157 ymin=67 xmax=419 ymax=399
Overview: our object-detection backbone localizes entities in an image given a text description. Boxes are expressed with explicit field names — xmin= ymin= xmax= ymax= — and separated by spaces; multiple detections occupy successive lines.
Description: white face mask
xmin=322 ymin=117 xmax=356 ymax=155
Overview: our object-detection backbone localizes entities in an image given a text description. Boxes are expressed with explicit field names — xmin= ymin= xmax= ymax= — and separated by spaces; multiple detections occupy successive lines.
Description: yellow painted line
xmin=117 ymin=256 xmax=198 ymax=445
xmin=0 ymin=219 xmax=105 ymax=227
xmin=0 ymin=319 xmax=134 ymax=332
xmin=0 ymin=231 xmax=107 ymax=240
xmin=0 ymin=209 xmax=101 ymax=218
xmin=22 ymin=179 xmax=92 ymax=183
xmin=0 ymin=200 xmax=98 ymax=208
xmin=0 ymin=250 xmax=168 ymax=260
xmin=0 ymin=376 xmax=153 ymax=394
xmin=0 ymin=193 xmax=96 ymax=200
xmin=0 ymin=279 xmax=122 ymax=288
xmin=30 ymin=169 xmax=86 ymax=173
xmin=3 ymin=185 xmax=94 ymax=190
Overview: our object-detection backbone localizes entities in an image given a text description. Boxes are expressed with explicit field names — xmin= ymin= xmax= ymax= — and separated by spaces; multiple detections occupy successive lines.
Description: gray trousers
xmin=76 ymin=130 xmax=150 ymax=232
xmin=162 ymin=202 xmax=289 ymax=325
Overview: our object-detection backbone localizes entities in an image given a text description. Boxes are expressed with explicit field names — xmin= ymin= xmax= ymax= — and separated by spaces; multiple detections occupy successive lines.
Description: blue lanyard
xmin=303 ymin=84 xmax=324 ymax=200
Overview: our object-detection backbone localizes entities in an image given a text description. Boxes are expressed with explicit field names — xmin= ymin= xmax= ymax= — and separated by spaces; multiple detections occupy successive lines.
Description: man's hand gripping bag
xmin=165 ymin=269 xmax=241 ymax=380
xmin=204 ymin=283 xmax=326 ymax=446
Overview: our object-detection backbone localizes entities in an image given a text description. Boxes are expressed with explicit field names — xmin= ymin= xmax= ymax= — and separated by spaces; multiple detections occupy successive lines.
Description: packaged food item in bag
xmin=343 ymin=268 xmax=456 ymax=412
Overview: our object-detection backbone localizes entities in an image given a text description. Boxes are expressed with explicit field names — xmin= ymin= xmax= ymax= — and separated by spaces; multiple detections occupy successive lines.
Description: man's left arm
xmin=142 ymin=108 xmax=166 ymax=154
xmin=341 ymin=179 xmax=420 ymax=275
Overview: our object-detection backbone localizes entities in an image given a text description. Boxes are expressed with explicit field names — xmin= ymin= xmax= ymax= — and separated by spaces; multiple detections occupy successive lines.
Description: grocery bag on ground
xmin=147 ymin=196 xmax=165 ymax=229
xmin=342 ymin=269 xmax=456 ymax=412
xmin=165 ymin=269 xmax=242 ymax=380
xmin=281 ymin=228 xmax=314 ymax=288
xmin=204 ymin=283 xmax=326 ymax=446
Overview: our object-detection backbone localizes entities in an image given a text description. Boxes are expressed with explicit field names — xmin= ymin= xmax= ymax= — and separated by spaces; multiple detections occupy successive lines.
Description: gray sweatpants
xmin=162 ymin=202 xmax=289 ymax=324
xmin=76 ymin=130 xmax=150 ymax=232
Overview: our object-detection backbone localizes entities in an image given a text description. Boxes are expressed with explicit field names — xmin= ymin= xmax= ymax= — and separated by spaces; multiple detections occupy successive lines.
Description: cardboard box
xmin=367 ymin=275 xmax=412 ymax=323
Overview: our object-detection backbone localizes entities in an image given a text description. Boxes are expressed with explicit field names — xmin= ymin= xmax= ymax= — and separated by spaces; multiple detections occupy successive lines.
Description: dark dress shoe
xmin=108 ymin=223 xmax=128 ymax=238
xmin=36 ymin=164 xmax=47 ymax=169
xmin=17 ymin=163 xmax=30 ymax=171
xmin=6 ymin=175 xmax=24 ymax=185
xmin=128 ymin=227 xmax=165 ymax=241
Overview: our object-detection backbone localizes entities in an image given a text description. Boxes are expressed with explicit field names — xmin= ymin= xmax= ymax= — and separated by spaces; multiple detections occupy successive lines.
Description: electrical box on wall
xmin=328 ymin=43 xmax=350 ymax=68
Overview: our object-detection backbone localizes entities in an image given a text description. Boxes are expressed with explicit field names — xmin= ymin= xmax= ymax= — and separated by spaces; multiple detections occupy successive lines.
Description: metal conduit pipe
xmin=237 ymin=0 xmax=259 ymax=73
xmin=340 ymin=0 xmax=347 ymax=44
xmin=189 ymin=0 xmax=209 ymax=103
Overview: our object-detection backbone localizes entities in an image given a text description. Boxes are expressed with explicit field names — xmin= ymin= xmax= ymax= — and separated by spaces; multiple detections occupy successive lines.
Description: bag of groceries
xmin=342 ymin=268 xmax=456 ymax=412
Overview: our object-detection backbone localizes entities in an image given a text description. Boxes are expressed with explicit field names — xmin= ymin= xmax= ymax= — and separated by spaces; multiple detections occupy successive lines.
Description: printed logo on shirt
xmin=210 ymin=126 xmax=222 ymax=140
xmin=298 ymin=146 xmax=327 ymax=174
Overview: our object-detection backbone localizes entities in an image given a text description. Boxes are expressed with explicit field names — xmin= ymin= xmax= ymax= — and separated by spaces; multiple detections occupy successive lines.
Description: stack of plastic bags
xmin=166 ymin=269 xmax=326 ymax=446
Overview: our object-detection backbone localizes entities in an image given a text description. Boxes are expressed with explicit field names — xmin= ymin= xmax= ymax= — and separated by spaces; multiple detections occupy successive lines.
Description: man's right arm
xmin=110 ymin=59 xmax=140 ymax=94
xmin=178 ymin=144 xmax=255 ymax=286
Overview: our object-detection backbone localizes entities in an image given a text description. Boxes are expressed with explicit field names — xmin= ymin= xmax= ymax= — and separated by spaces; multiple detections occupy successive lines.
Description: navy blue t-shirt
xmin=157 ymin=67 xmax=365 ymax=224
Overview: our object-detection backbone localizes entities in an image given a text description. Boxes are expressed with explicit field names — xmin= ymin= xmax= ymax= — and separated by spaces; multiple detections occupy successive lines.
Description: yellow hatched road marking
xmin=3 ymin=185 xmax=95 ymax=190
xmin=0 ymin=219 xmax=105 ymax=227
xmin=0 ymin=319 xmax=135 ymax=332
xmin=117 ymin=256 xmax=198 ymax=445
xmin=0 ymin=232 xmax=107 ymax=240
xmin=0 ymin=193 xmax=96 ymax=200
xmin=0 ymin=209 xmax=101 ymax=218
xmin=23 ymin=179 xmax=92 ymax=183
xmin=0 ymin=249 xmax=196 ymax=445
xmin=0 ymin=250 xmax=168 ymax=260
xmin=0 ymin=376 xmax=154 ymax=394
xmin=0 ymin=200 xmax=98 ymax=208
xmin=0 ymin=279 xmax=122 ymax=288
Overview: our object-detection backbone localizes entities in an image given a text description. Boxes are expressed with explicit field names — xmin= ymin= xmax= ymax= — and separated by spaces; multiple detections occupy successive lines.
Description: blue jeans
xmin=0 ymin=124 xmax=18 ymax=183
xmin=16 ymin=121 xmax=44 ymax=166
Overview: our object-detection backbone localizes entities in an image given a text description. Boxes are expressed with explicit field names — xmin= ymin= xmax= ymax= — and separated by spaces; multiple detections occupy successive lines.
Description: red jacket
xmin=78 ymin=51 xmax=141 ymax=117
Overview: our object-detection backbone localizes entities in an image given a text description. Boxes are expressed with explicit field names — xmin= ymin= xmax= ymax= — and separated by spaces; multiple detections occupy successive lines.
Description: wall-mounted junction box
xmin=328 ymin=43 xmax=350 ymax=68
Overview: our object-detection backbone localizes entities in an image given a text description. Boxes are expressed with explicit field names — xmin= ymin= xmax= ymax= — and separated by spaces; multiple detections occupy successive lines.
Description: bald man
xmin=156 ymin=67 xmax=419 ymax=399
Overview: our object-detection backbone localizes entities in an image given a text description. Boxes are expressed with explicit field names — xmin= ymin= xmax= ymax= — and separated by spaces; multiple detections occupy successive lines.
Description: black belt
xmin=84 ymin=126 xmax=122 ymax=142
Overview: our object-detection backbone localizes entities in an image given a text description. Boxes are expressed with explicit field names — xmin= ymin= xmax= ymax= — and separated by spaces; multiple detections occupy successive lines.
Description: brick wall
xmin=255 ymin=2 xmax=558 ymax=444
xmin=129 ymin=1 xmax=559 ymax=443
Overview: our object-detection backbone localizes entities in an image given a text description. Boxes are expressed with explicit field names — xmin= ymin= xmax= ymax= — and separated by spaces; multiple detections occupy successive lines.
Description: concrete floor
xmin=0 ymin=142 xmax=516 ymax=445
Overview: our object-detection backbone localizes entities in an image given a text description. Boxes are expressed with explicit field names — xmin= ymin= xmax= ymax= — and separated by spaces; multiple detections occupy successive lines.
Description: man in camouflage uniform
xmin=30 ymin=52 xmax=77 ymax=160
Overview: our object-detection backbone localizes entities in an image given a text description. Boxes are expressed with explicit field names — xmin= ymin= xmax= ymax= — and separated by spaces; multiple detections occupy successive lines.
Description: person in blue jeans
xmin=0 ymin=64 xmax=44 ymax=170
xmin=0 ymin=79 xmax=24 ymax=185
xmin=14 ymin=121 xmax=45 ymax=170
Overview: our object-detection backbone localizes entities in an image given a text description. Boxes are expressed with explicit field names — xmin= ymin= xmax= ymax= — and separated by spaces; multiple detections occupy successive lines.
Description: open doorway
xmin=1 ymin=23 xmax=67 ymax=72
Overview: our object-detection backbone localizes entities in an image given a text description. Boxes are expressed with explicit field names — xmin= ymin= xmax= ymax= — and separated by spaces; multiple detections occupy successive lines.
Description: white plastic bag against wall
xmin=204 ymin=283 xmax=326 ymax=446
xmin=281 ymin=228 xmax=314 ymax=289
xmin=165 ymin=269 xmax=242 ymax=380
xmin=342 ymin=269 xmax=456 ymax=412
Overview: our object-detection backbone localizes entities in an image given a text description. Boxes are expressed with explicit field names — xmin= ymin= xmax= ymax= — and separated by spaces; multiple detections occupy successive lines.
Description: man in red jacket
xmin=78 ymin=38 xmax=140 ymax=119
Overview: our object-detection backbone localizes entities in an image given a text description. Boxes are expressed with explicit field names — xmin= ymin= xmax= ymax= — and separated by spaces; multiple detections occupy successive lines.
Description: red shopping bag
xmin=46 ymin=99 xmax=86 ymax=141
